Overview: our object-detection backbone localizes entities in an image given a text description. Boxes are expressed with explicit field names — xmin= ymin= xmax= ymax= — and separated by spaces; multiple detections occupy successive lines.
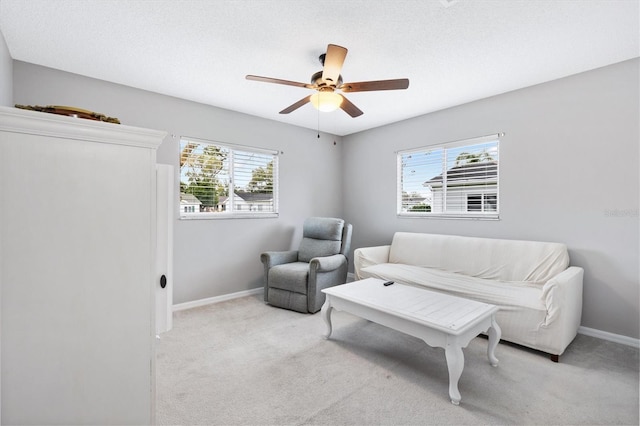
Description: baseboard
xmin=173 ymin=287 xmax=263 ymax=312
xmin=173 ymin=277 xmax=358 ymax=312
xmin=578 ymin=326 xmax=639 ymax=348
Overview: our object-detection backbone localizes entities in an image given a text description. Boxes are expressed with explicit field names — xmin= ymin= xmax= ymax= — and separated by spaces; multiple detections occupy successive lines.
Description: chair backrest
xmin=340 ymin=223 xmax=353 ymax=259
xmin=298 ymin=217 xmax=345 ymax=262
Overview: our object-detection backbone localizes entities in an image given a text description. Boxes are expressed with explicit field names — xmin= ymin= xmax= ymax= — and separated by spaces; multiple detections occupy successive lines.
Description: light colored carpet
xmin=156 ymin=294 xmax=639 ymax=425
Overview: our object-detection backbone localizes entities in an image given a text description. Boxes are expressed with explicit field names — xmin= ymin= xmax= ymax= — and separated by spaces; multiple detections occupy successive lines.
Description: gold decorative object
xmin=14 ymin=104 xmax=121 ymax=124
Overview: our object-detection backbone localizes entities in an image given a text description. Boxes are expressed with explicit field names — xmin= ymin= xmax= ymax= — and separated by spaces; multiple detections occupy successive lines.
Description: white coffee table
xmin=321 ymin=278 xmax=501 ymax=405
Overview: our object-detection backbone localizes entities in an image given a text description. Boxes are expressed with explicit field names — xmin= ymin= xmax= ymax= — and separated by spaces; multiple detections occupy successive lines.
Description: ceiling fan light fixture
xmin=310 ymin=91 xmax=343 ymax=112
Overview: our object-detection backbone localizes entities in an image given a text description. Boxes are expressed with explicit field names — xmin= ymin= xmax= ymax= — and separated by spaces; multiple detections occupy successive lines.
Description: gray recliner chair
xmin=260 ymin=217 xmax=353 ymax=313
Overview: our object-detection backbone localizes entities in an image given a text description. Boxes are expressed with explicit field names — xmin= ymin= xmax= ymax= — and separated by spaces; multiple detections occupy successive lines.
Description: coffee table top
xmin=322 ymin=278 xmax=499 ymax=335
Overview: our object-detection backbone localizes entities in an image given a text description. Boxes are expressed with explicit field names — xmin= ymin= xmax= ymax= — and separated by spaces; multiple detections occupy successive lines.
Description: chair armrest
xmin=309 ymin=254 xmax=347 ymax=273
xmin=307 ymin=254 xmax=349 ymax=313
xmin=541 ymin=266 xmax=584 ymax=330
xmin=260 ymin=250 xmax=298 ymax=268
xmin=260 ymin=250 xmax=298 ymax=303
xmin=354 ymin=245 xmax=391 ymax=279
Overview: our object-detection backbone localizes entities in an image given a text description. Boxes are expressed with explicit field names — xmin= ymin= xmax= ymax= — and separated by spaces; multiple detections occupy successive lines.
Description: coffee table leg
xmin=445 ymin=344 xmax=464 ymax=405
xmin=487 ymin=315 xmax=501 ymax=367
xmin=321 ymin=298 xmax=333 ymax=339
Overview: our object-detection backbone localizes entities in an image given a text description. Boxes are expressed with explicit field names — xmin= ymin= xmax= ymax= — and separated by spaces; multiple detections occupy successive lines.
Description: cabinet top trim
xmin=0 ymin=106 xmax=167 ymax=149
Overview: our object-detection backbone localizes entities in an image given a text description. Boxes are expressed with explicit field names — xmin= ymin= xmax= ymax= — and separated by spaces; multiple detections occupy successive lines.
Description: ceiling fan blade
xmin=279 ymin=95 xmax=312 ymax=114
xmin=339 ymin=95 xmax=363 ymax=118
xmin=246 ymin=75 xmax=314 ymax=89
xmin=339 ymin=78 xmax=410 ymax=92
xmin=321 ymin=44 xmax=348 ymax=85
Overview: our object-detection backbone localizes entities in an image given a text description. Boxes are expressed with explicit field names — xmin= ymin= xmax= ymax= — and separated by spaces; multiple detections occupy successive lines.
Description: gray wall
xmin=13 ymin=61 xmax=345 ymax=304
xmin=12 ymin=58 xmax=640 ymax=340
xmin=0 ymin=29 xmax=12 ymax=106
xmin=342 ymin=58 xmax=639 ymax=339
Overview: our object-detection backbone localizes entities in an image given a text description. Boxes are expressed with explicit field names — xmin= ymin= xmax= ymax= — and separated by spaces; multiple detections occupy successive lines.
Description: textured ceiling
xmin=1 ymin=0 xmax=638 ymax=136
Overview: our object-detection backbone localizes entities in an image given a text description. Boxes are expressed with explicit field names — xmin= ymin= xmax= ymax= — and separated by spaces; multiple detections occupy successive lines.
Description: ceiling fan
xmin=246 ymin=44 xmax=409 ymax=118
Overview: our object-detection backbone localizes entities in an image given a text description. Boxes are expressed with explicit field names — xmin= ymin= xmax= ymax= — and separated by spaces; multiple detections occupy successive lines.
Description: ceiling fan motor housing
xmin=311 ymin=70 xmax=343 ymax=88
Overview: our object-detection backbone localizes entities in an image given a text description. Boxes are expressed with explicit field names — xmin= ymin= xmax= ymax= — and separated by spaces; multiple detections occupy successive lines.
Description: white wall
xmin=0 ymin=28 xmax=12 ymax=106
xmin=343 ymin=58 xmax=639 ymax=340
xmin=13 ymin=61 xmax=345 ymax=304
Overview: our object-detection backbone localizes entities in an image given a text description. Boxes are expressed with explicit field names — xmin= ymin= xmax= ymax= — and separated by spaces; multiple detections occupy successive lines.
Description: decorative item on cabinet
xmin=14 ymin=104 xmax=121 ymax=123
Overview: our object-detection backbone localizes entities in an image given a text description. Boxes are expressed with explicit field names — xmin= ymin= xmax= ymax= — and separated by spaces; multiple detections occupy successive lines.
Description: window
xmin=467 ymin=193 xmax=497 ymax=212
xmin=179 ymin=137 xmax=279 ymax=219
xmin=467 ymin=194 xmax=482 ymax=211
xmin=397 ymin=134 xmax=500 ymax=219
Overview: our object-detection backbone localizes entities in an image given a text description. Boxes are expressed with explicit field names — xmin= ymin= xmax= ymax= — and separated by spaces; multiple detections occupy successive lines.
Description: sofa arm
xmin=354 ymin=245 xmax=391 ymax=280
xmin=541 ymin=266 xmax=584 ymax=331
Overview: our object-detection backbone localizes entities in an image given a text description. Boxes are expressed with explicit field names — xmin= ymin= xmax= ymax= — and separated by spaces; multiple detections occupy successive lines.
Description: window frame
xmin=397 ymin=134 xmax=501 ymax=220
xmin=179 ymin=137 xmax=279 ymax=220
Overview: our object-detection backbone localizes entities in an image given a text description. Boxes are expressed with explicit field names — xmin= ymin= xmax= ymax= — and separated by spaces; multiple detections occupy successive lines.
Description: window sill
xmin=180 ymin=212 xmax=279 ymax=220
xmin=397 ymin=213 xmax=500 ymax=220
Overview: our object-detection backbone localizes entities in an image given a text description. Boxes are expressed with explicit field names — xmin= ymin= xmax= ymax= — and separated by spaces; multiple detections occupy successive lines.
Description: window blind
xmin=179 ymin=138 xmax=278 ymax=218
xmin=397 ymin=134 xmax=500 ymax=219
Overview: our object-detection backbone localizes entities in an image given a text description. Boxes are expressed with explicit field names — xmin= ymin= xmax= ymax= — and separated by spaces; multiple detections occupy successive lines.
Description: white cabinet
xmin=0 ymin=106 xmax=166 ymax=424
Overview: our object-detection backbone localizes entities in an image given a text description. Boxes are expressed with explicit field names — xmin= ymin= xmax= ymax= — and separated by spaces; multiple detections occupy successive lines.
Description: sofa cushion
xmin=388 ymin=232 xmax=569 ymax=283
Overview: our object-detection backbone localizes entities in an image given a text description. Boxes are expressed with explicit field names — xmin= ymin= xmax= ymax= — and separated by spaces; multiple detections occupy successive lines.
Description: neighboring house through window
xmin=397 ymin=134 xmax=501 ymax=219
xmin=180 ymin=192 xmax=202 ymax=214
xmin=179 ymin=137 xmax=279 ymax=219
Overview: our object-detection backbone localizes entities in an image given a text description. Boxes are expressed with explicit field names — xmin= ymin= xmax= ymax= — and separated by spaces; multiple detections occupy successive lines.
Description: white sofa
xmin=354 ymin=232 xmax=584 ymax=361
